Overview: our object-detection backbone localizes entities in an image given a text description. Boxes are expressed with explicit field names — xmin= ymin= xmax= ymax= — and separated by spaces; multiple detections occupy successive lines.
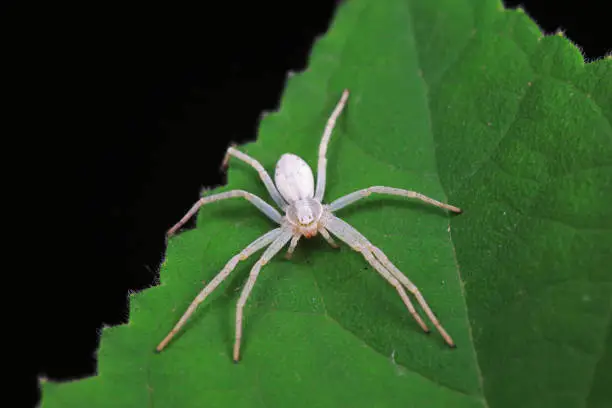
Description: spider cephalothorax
xmin=157 ymin=90 xmax=462 ymax=362
xmin=285 ymin=198 xmax=322 ymax=238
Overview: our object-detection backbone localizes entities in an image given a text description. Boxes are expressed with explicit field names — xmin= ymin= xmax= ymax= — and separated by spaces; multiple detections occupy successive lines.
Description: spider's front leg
xmin=328 ymin=186 xmax=462 ymax=214
xmin=314 ymin=89 xmax=350 ymax=202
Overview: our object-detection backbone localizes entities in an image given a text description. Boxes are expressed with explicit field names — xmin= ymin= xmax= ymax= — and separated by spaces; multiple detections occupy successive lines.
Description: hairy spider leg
xmin=314 ymin=89 xmax=350 ymax=202
xmin=285 ymin=235 xmax=301 ymax=259
xmin=233 ymin=229 xmax=293 ymax=361
xmin=324 ymin=213 xmax=455 ymax=347
xmin=318 ymin=227 xmax=339 ymax=248
xmin=156 ymin=227 xmax=282 ymax=352
xmin=329 ymin=186 xmax=462 ymax=214
xmin=223 ymin=146 xmax=288 ymax=210
xmin=167 ymin=190 xmax=282 ymax=236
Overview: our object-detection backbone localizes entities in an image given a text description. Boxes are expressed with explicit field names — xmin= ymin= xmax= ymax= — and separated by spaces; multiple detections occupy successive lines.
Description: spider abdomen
xmin=274 ymin=153 xmax=315 ymax=202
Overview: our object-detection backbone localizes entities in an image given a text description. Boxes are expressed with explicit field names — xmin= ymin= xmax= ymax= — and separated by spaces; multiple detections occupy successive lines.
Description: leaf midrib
xmin=402 ymin=1 xmax=489 ymax=407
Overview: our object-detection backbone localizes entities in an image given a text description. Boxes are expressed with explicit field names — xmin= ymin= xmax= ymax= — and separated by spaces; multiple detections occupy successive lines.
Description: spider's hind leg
xmin=324 ymin=214 xmax=456 ymax=347
xmin=234 ymin=230 xmax=293 ymax=361
xmin=368 ymin=245 xmax=455 ymax=348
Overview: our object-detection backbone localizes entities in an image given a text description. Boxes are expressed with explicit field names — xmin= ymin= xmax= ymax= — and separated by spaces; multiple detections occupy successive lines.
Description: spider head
xmin=286 ymin=198 xmax=323 ymax=238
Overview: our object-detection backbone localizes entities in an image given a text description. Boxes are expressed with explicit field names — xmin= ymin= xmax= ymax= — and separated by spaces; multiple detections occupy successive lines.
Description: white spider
xmin=156 ymin=90 xmax=462 ymax=361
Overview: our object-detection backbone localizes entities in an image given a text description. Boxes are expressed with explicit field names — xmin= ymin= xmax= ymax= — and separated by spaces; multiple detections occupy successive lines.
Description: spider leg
xmin=156 ymin=227 xmax=282 ymax=352
xmin=167 ymin=190 xmax=283 ymax=236
xmin=325 ymin=214 xmax=455 ymax=347
xmin=314 ymin=89 xmax=350 ymax=201
xmin=318 ymin=227 xmax=339 ymax=248
xmin=328 ymin=186 xmax=462 ymax=214
xmin=284 ymin=234 xmax=301 ymax=259
xmin=367 ymin=245 xmax=454 ymax=347
xmin=234 ymin=229 xmax=293 ymax=362
xmin=323 ymin=215 xmax=430 ymax=335
xmin=223 ymin=146 xmax=288 ymax=210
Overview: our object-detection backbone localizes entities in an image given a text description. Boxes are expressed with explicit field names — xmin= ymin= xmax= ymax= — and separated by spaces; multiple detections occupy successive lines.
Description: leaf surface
xmin=42 ymin=0 xmax=612 ymax=407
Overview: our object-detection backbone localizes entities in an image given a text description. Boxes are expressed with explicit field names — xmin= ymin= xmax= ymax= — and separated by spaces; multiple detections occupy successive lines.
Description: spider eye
xmin=298 ymin=213 xmax=314 ymax=224
xmin=289 ymin=197 xmax=322 ymax=228
xmin=296 ymin=205 xmax=315 ymax=225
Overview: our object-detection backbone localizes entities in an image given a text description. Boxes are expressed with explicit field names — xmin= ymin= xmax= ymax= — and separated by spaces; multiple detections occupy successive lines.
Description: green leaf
xmin=42 ymin=0 xmax=612 ymax=407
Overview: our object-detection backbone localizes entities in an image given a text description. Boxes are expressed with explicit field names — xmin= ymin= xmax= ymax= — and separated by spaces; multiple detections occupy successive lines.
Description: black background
xmin=11 ymin=1 xmax=609 ymax=407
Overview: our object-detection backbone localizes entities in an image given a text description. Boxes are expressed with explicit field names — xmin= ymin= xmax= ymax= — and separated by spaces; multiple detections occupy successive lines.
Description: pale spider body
xmin=157 ymin=90 xmax=462 ymax=362
xmin=276 ymin=154 xmax=323 ymax=238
